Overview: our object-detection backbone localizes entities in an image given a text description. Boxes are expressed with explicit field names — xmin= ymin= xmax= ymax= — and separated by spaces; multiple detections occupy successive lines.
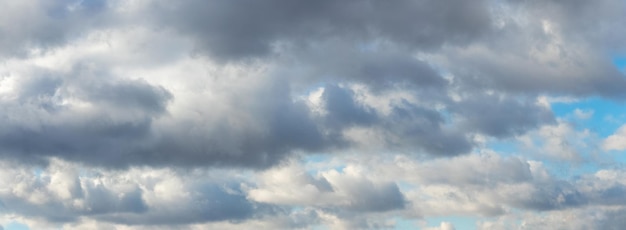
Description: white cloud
xmin=574 ymin=108 xmax=594 ymax=120
xmin=603 ymin=124 xmax=626 ymax=151
xmin=423 ymin=222 xmax=457 ymax=230
xmin=247 ymin=160 xmax=406 ymax=212
xmin=517 ymin=120 xmax=598 ymax=162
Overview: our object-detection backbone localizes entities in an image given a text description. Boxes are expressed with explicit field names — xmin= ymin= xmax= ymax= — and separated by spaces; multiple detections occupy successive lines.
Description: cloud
xmin=247 ymin=160 xmax=406 ymax=213
xmin=3 ymin=149 xmax=626 ymax=228
xmin=603 ymin=124 xmax=626 ymax=151
xmin=1 ymin=0 xmax=626 ymax=228
xmin=0 ymin=158 xmax=259 ymax=226
xmin=4 ymin=0 xmax=607 ymax=169
xmin=430 ymin=0 xmax=626 ymax=99
xmin=574 ymin=108 xmax=594 ymax=120
xmin=451 ymin=93 xmax=555 ymax=137
xmin=477 ymin=206 xmax=626 ymax=230
xmin=150 ymin=0 xmax=491 ymax=61
xmin=517 ymin=120 xmax=597 ymax=162
xmin=0 ymin=0 xmax=115 ymax=57
xmin=423 ymin=222 xmax=456 ymax=230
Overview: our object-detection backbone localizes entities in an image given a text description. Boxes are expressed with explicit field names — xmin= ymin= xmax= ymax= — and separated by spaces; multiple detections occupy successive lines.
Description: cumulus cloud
xmin=0 ymin=159 xmax=258 ymax=226
xmin=517 ymin=120 xmax=597 ymax=162
xmin=1 ymin=0 xmax=626 ymax=228
xmin=5 ymin=0 xmax=619 ymax=168
xmin=603 ymin=125 xmax=626 ymax=151
xmin=247 ymin=160 xmax=406 ymax=212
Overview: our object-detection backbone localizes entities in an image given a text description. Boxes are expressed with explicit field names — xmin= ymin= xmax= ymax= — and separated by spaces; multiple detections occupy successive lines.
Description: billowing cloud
xmin=0 ymin=159 xmax=257 ymax=226
xmin=4 ymin=0 xmax=619 ymax=168
xmin=247 ymin=160 xmax=406 ymax=212
xmin=1 ymin=0 xmax=626 ymax=229
xmin=603 ymin=125 xmax=626 ymax=151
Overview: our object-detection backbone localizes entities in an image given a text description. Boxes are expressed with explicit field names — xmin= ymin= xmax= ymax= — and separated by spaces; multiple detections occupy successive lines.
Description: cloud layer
xmin=1 ymin=0 xmax=626 ymax=229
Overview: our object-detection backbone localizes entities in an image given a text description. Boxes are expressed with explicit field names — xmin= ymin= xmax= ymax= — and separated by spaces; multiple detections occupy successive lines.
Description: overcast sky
xmin=1 ymin=0 xmax=626 ymax=229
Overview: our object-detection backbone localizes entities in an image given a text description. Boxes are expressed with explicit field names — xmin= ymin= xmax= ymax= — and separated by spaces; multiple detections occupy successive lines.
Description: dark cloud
xmin=3 ymin=0 xmax=621 ymax=181
xmin=513 ymin=0 xmax=626 ymax=52
xmin=0 ymin=0 xmax=113 ymax=57
xmin=0 ymin=74 xmax=328 ymax=169
xmin=322 ymin=84 xmax=378 ymax=128
xmin=0 ymin=64 xmax=173 ymax=168
xmin=441 ymin=0 xmax=626 ymax=99
xmin=511 ymin=181 xmax=586 ymax=211
xmin=1 ymin=0 xmax=602 ymax=170
xmin=596 ymin=209 xmax=626 ymax=230
xmin=344 ymin=182 xmax=406 ymax=212
xmin=0 ymin=170 xmax=147 ymax=223
xmin=72 ymin=185 xmax=149 ymax=217
xmin=100 ymin=184 xmax=254 ymax=225
xmin=451 ymin=93 xmax=555 ymax=137
xmin=284 ymin=42 xmax=449 ymax=92
xmin=382 ymin=100 xmax=472 ymax=156
xmin=152 ymin=0 xmax=492 ymax=61
xmin=1 ymin=0 xmax=626 ymax=227
xmin=0 ymin=161 xmax=265 ymax=226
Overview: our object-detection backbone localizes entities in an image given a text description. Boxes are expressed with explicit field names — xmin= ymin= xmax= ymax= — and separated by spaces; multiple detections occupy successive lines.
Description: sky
xmin=1 ymin=0 xmax=626 ymax=229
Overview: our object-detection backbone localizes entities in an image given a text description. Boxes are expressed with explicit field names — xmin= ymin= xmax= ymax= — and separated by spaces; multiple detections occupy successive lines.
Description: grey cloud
xmin=0 ymin=161 xmax=264 ymax=226
xmin=0 ymin=117 xmax=152 ymax=163
xmin=390 ymin=153 xmax=601 ymax=215
xmin=15 ymin=75 xmax=63 ymax=102
xmin=0 ymin=167 xmax=147 ymax=223
xmin=353 ymin=53 xmax=447 ymax=91
xmin=508 ymin=181 xmax=586 ymax=211
xmin=45 ymin=0 xmax=109 ymax=17
xmin=587 ymin=184 xmax=626 ymax=205
xmin=514 ymin=0 xmax=626 ymax=51
xmin=3 ymin=0 xmax=626 ymax=228
xmin=0 ymin=0 xmax=113 ymax=57
xmin=100 ymin=185 xmax=254 ymax=225
xmin=0 ymin=54 xmax=475 ymax=168
xmin=1 ymin=62 xmax=331 ymax=169
xmin=446 ymin=44 xmax=626 ymax=99
xmin=322 ymin=84 xmax=378 ymax=128
xmin=286 ymin=42 xmax=449 ymax=92
xmin=451 ymin=93 xmax=555 ymax=137
xmin=596 ymin=209 xmax=626 ymax=230
xmin=1 ymin=0 xmax=596 ymax=170
xmin=152 ymin=0 xmax=492 ymax=61
xmin=0 ymin=64 xmax=173 ymax=168
xmin=8 ymin=63 xmax=172 ymax=116
xmin=382 ymin=101 xmax=472 ymax=156
xmin=82 ymin=183 xmax=148 ymax=215
xmin=76 ymin=78 xmax=173 ymax=115
xmin=575 ymin=171 xmax=626 ymax=206
xmin=134 ymin=80 xmax=328 ymax=169
xmin=440 ymin=0 xmax=626 ymax=99
xmin=414 ymin=153 xmax=534 ymax=186
xmin=248 ymin=161 xmax=406 ymax=213
xmin=342 ymin=181 xmax=405 ymax=212
xmin=317 ymin=84 xmax=472 ymax=156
